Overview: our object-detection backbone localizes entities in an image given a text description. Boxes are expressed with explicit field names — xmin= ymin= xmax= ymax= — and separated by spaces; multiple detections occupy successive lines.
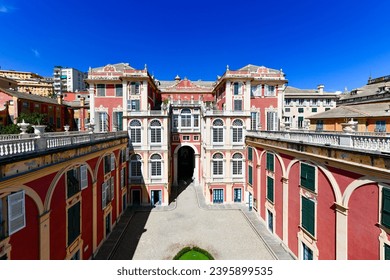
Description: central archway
xmin=177 ymin=146 xmax=195 ymax=181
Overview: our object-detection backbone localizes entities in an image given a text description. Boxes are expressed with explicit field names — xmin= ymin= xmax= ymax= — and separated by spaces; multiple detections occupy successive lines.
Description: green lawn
xmin=178 ymin=250 xmax=211 ymax=260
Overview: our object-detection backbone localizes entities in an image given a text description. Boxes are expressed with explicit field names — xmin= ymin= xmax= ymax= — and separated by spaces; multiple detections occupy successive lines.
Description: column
xmin=39 ymin=211 xmax=50 ymax=260
xmin=173 ymin=152 xmax=178 ymax=186
xmin=335 ymin=203 xmax=348 ymax=260
xmin=282 ymin=177 xmax=289 ymax=246
xmin=92 ymin=181 xmax=97 ymax=254
xmin=194 ymin=154 xmax=200 ymax=185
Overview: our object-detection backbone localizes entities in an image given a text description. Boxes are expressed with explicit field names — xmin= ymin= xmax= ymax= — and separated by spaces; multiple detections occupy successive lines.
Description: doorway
xmin=132 ymin=189 xmax=141 ymax=205
xmin=151 ymin=190 xmax=162 ymax=206
xmin=177 ymin=146 xmax=195 ymax=182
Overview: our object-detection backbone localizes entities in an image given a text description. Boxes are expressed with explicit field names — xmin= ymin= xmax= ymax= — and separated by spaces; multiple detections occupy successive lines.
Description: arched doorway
xmin=177 ymin=146 xmax=195 ymax=182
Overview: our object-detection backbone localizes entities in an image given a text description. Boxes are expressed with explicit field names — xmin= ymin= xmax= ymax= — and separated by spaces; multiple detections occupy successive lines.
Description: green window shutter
xmin=267 ymin=176 xmax=274 ymax=202
xmin=248 ymin=147 xmax=253 ymax=161
xmin=302 ymin=196 xmax=315 ymax=236
xmin=67 ymin=202 xmax=80 ymax=246
xmin=381 ymin=188 xmax=390 ymax=228
xmin=385 ymin=244 xmax=390 ymax=260
xmin=267 ymin=153 xmax=274 ymax=172
xmin=300 ymin=163 xmax=315 ymax=192
xmin=248 ymin=165 xmax=253 ymax=185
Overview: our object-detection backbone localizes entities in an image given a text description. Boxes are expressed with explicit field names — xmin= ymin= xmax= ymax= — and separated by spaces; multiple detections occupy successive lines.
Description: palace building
xmin=86 ymin=63 xmax=287 ymax=206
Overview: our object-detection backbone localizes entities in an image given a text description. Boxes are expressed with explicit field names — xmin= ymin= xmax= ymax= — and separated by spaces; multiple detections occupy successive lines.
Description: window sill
xmin=299 ymin=226 xmax=317 ymax=241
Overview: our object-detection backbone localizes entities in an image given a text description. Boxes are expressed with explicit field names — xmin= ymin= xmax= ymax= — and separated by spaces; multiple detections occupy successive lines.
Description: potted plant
xmin=18 ymin=112 xmax=47 ymax=137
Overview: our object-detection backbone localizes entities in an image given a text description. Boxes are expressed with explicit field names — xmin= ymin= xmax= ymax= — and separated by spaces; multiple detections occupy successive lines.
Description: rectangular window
xmin=7 ymin=191 xmax=26 ymax=236
xmin=131 ymin=161 xmax=142 ymax=177
xmin=298 ymin=108 xmax=304 ymax=113
xmin=311 ymin=108 xmax=317 ymax=113
xmin=173 ymin=115 xmax=178 ymax=128
xmin=183 ymin=135 xmax=190 ymax=141
xmin=376 ymin=120 xmax=386 ymax=132
xmin=97 ymin=112 xmax=108 ymax=132
xmin=101 ymin=182 xmax=109 ymax=209
xmin=300 ymin=163 xmax=316 ymax=192
xmin=381 ymin=188 xmax=390 ymax=228
xmin=97 ymin=84 xmax=105 ymax=96
xmin=301 ymin=196 xmax=315 ymax=236
xmin=285 ymin=108 xmax=290 ymax=112
xmin=248 ymin=165 xmax=253 ymax=185
xmin=67 ymin=202 xmax=80 ymax=246
xmin=266 ymin=153 xmax=274 ymax=172
xmin=129 ymin=100 xmax=140 ymax=111
xmin=267 ymin=176 xmax=274 ymax=202
xmin=266 ymin=111 xmax=278 ymax=131
xmin=113 ymin=111 xmax=123 ymax=131
xmin=213 ymin=128 xmax=224 ymax=143
xmin=193 ymin=115 xmax=199 ymax=127
xmin=67 ymin=169 xmax=80 ymax=198
xmin=233 ymin=82 xmax=240 ymax=95
xmin=181 ymin=115 xmax=191 ymax=127
xmin=80 ymin=165 xmax=88 ymax=190
xmin=232 ymin=127 xmax=243 ymax=143
xmin=104 ymin=155 xmax=111 ymax=174
xmin=194 ymin=135 xmax=199 ymax=141
xmin=234 ymin=100 xmax=242 ymax=111
xmin=316 ymin=120 xmax=324 ymax=131
xmin=130 ymin=82 xmax=140 ymax=95
xmin=120 ymin=168 xmax=125 ymax=188
xmin=248 ymin=147 xmax=253 ymax=161
xmin=385 ymin=244 xmax=390 ymax=260
xmin=266 ymin=85 xmax=275 ymax=96
xmin=302 ymin=243 xmax=313 ymax=260
xmin=298 ymin=116 xmax=304 ymax=128
xmin=115 ymin=84 xmax=123 ymax=96
xmin=251 ymin=112 xmax=258 ymax=130
xmin=151 ymin=162 xmax=162 ymax=177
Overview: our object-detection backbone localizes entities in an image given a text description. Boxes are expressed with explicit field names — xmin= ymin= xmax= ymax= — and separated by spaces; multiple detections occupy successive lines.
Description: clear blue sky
xmin=1 ymin=0 xmax=389 ymax=92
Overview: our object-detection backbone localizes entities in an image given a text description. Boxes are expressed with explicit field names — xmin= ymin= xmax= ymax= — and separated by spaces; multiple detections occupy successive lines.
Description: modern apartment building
xmin=53 ymin=66 xmax=87 ymax=96
xmin=282 ymin=85 xmax=339 ymax=130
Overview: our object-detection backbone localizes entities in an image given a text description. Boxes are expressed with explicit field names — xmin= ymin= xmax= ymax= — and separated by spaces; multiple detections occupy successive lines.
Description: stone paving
xmin=94 ymin=182 xmax=294 ymax=260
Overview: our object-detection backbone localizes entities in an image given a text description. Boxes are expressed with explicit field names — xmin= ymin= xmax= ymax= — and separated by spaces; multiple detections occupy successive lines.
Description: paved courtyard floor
xmin=95 ymin=182 xmax=294 ymax=260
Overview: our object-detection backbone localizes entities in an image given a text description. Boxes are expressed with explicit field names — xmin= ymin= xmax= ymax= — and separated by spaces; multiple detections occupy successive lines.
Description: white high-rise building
xmin=53 ymin=66 xmax=87 ymax=96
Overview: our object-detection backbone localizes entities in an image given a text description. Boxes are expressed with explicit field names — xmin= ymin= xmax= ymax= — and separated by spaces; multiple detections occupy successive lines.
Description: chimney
xmin=57 ymin=94 xmax=63 ymax=105
xmin=317 ymin=84 xmax=324 ymax=94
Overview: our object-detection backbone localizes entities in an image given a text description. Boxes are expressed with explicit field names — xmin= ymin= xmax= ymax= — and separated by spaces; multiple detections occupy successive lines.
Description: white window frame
xmin=150 ymin=154 xmax=163 ymax=178
xmin=212 ymin=119 xmax=224 ymax=145
xmin=130 ymin=154 xmax=142 ymax=178
xmin=150 ymin=119 xmax=162 ymax=144
xmin=212 ymin=153 xmax=224 ymax=177
xmin=232 ymin=119 xmax=244 ymax=144
xmin=232 ymin=153 xmax=243 ymax=177
xmin=7 ymin=191 xmax=26 ymax=236
xmin=129 ymin=120 xmax=142 ymax=144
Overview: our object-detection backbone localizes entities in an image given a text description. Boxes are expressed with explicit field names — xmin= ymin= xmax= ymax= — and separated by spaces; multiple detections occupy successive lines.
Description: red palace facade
xmin=0 ymin=131 xmax=129 ymax=259
xmin=246 ymin=131 xmax=390 ymax=260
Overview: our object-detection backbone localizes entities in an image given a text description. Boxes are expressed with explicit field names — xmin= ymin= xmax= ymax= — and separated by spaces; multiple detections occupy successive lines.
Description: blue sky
xmin=1 ymin=0 xmax=389 ymax=92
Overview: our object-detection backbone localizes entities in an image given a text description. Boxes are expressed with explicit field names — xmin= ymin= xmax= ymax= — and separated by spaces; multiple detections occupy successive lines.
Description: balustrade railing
xmin=0 ymin=131 xmax=128 ymax=159
xmin=246 ymin=130 xmax=390 ymax=153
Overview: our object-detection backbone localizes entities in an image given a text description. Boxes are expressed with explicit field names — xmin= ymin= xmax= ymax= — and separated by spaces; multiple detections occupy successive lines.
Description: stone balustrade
xmin=247 ymin=130 xmax=390 ymax=153
xmin=0 ymin=131 xmax=128 ymax=159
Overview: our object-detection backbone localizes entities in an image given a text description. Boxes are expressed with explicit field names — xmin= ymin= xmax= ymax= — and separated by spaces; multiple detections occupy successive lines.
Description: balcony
xmin=203 ymin=109 xmax=251 ymax=117
xmin=126 ymin=109 xmax=169 ymax=117
xmin=246 ymin=130 xmax=390 ymax=153
xmin=0 ymin=131 xmax=128 ymax=159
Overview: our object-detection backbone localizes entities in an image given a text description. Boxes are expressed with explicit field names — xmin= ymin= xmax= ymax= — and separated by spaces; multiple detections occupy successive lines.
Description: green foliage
xmin=173 ymin=246 xmax=214 ymax=260
xmin=18 ymin=112 xmax=47 ymax=125
xmin=0 ymin=124 xmax=21 ymax=134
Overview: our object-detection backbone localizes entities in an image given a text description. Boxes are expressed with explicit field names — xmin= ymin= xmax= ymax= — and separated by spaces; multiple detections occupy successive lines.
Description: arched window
xmin=150 ymin=153 xmax=162 ymax=177
xmin=232 ymin=153 xmax=243 ymax=176
xmin=212 ymin=119 xmax=224 ymax=144
xmin=129 ymin=120 xmax=141 ymax=143
xmin=212 ymin=152 xmax=224 ymax=176
xmin=150 ymin=120 xmax=162 ymax=143
xmin=232 ymin=119 xmax=243 ymax=143
xmin=130 ymin=154 xmax=142 ymax=178
xmin=181 ymin=108 xmax=191 ymax=127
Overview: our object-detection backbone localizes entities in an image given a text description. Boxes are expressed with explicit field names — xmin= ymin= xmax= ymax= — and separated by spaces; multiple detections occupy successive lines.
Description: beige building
xmin=282 ymin=85 xmax=339 ymax=130
xmin=0 ymin=70 xmax=54 ymax=96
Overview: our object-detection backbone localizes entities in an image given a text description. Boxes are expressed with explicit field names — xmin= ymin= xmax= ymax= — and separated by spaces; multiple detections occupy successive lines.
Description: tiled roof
xmin=0 ymin=88 xmax=61 ymax=105
xmin=308 ymin=102 xmax=390 ymax=119
xmin=339 ymin=81 xmax=390 ymax=101
xmin=284 ymin=86 xmax=339 ymax=97
xmin=91 ymin=63 xmax=134 ymax=72
xmin=158 ymin=78 xmax=214 ymax=92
